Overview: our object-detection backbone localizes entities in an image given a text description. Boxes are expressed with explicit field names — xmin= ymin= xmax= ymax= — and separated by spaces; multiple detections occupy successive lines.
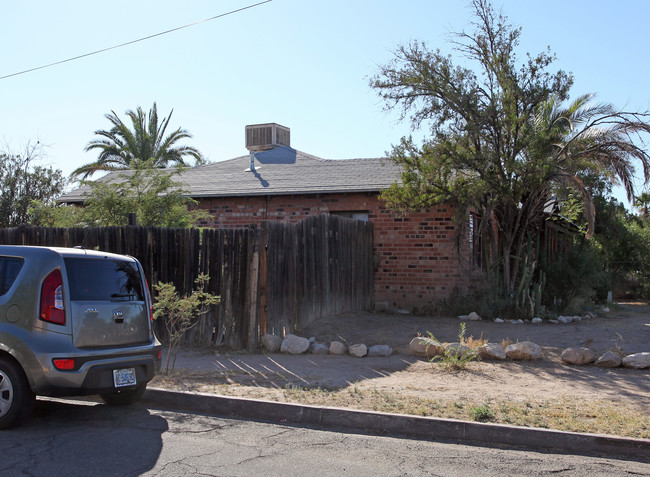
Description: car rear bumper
xmin=27 ymin=343 xmax=162 ymax=397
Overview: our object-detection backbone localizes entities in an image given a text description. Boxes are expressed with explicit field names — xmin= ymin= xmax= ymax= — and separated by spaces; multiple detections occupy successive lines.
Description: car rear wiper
xmin=111 ymin=293 xmax=137 ymax=299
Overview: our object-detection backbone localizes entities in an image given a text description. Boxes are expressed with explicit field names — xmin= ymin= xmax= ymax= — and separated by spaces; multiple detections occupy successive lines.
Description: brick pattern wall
xmin=194 ymin=192 xmax=469 ymax=310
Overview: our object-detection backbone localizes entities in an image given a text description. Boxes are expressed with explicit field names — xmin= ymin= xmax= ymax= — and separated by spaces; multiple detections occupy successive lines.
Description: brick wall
xmin=194 ymin=192 xmax=469 ymax=310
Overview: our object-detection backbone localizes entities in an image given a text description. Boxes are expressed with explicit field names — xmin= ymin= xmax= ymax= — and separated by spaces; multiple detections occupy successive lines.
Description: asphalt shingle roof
xmin=59 ymin=147 xmax=402 ymax=203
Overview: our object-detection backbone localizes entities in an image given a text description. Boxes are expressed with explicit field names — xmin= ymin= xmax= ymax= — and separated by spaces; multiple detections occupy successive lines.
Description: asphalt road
xmin=1 ymin=398 xmax=648 ymax=477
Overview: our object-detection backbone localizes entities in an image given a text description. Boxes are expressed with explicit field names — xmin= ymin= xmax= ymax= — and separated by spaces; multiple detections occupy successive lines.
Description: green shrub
xmin=542 ymin=241 xmax=610 ymax=312
xmin=470 ymin=404 xmax=496 ymax=422
xmin=153 ymin=274 xmax=220 ymax=374
xmin=428 ymin=324 xmax=481 ymax=370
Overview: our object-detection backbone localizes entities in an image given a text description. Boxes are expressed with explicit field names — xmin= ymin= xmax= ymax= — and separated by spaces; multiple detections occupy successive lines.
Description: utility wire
xmin=0 ymin=0 xmax=272 ymax=81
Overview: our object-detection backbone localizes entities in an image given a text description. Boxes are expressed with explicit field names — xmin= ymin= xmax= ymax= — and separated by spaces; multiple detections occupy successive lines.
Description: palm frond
xmin=75 ymin=103 xmax=203 ymax=179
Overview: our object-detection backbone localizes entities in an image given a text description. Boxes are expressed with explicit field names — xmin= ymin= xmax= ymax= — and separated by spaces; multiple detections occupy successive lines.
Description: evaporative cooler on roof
xmin=245 ymin=123 xmax=290 ymax=152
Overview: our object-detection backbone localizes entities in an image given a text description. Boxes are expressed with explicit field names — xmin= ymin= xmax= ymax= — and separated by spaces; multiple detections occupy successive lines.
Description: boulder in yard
xmin=445 ymin=342 xmax=471 ymax=357
xmin=309 ymin=343 xmax=329 ymax=355
xmin=595 ymin=351 xmax=622 ymax=368
xmin=505 ymin=341 xmax=542 ymax=360
xmin=367 ymin=345 xmax=393 ymax=357
xmin=261 ymin=334 xmax=282 ymax=353
xmin=349 ymin=343 xmax=368 ymax=358
xmin=329 ymin=341 xmax=347 ymax=355
xmin=622 ymin=352 xmax=650 ymax=369
xmin=409 ymin=337 xmax=445 ymax=358
xmin=478 ymin=343 xmax=506 ymax=360
xmin=561 ymin=347 xmax=596 ymax=365
xmin=280 ymin=334 xmax=310 ymax=354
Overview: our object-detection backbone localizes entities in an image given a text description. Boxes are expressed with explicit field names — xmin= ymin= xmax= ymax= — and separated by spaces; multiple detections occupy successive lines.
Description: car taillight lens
xmin=41 ymin=269 xmax=65 ymax=325
xmin=53 ymin=358 xmax=75 ymax=370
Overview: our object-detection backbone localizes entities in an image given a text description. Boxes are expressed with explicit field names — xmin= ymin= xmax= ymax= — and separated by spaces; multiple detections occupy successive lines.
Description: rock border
xmin=262 ymin=305 xmax=646 ymax=370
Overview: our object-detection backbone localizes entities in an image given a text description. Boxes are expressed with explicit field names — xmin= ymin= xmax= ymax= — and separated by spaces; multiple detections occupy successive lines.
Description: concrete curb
xmin=142 ymin=388 xmax=650 ymax=460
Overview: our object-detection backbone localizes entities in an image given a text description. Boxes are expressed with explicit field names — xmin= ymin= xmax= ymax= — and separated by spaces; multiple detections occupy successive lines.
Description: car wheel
xmin=0 ymin=357 xmax=35 ymax=429
xmin=99 ymin=384 xmax=147 ymax=406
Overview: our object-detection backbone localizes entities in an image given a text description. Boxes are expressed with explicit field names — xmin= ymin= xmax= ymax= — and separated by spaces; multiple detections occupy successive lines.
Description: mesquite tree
xmin=371 ymin=0 xmax=650 ymax=308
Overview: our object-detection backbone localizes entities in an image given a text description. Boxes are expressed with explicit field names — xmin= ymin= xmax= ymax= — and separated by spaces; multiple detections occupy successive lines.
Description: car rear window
xmin=64 ymin=258 xmax=144 ymax=302
xmin=0 ymin=257 xmax=24 ymax=295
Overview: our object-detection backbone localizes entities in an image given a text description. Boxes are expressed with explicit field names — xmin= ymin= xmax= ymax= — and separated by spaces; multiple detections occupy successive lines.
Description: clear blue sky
xmin=2 ymin=0 xmax=649 ymax=205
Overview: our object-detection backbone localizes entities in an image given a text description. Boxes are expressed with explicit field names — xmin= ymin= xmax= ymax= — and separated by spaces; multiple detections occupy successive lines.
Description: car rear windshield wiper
xmin=111 ymin=293 xmax=137 ymax=300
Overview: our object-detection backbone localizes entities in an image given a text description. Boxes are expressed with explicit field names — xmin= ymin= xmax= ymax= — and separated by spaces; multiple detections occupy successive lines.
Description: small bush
xmin=471 ymin=404 xmax=496 ymax=422
xmin=464 ymin=333 xmax=487 ymax=350
xmin=415 ymin=277 xmax=522 ymax=321
xmin=153 ymin=273 xmax=220 ymax=374
xmin=428 ymin=323 xmax=481 ymax=370
xmin=542 ymin=241 xmax=610 ymax=312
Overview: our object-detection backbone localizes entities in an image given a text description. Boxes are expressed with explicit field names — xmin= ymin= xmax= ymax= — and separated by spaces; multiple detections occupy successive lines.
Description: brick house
xmin=60 ymin=124 xmax=473 ymax=311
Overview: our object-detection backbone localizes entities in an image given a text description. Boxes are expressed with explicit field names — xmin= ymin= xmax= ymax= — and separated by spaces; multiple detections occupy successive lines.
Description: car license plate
xmin=113 ymin=368 xmax=136 ymax=388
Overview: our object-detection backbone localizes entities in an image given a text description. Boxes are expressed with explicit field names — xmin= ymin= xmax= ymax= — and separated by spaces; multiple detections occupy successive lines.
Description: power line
xmin=0 ymin=0 xmax=272 ymax=81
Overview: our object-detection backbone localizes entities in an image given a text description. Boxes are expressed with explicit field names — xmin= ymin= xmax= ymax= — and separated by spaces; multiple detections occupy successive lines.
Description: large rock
xmin=261 ymin=333 xmax=282 ymax=353
xmin=531 ymin=317 xmax=543 ymax=325
xmin=478 ymin=343 xmax=506 ymax=360
xmin=280 ymin=334 xmax=310 ymax=354
xmin=367 ymin=345 xmax=393 ymax=357
xmin=329 ymin=341 xmax=347 ymax=355
xmin=622 ymin=352 xmax=650 ymax=369
xmin=558 ymin=316 xmax=573 ymax=324
xmin=309 ymin=343 xmax=329 ymax=355
xmin=505 ymin=341 xmax=542 ymax=360
xmin=445 ymin=342 xmax=471 ymax=357
xmin=349 ymin=343 xmax=368 ymax=358
xmin=409 ymin=337 xmax=445 ymax=358
xmin=468 ymin=312 xmax=482 ymax=321
xmin=595 ymin=351 xmax=622 ymax=368
xmin=561 ymin=347 xmax=596 ymax=365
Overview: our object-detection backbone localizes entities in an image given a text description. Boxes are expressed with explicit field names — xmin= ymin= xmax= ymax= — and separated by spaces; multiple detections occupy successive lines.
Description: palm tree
xmin=530 ymin=93 xmax=650 ymax=237
xmin=475 ymin=94 xmax=650 ymax=300
xmin=73 ymin=103 xmax=204 ymax=179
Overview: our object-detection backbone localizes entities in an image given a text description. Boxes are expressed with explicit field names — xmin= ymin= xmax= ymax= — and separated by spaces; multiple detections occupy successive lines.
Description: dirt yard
xmin=152 ymin=302 xmax=650 ymax=436
xmin=156 ymin=302 xmax=650 ymax=407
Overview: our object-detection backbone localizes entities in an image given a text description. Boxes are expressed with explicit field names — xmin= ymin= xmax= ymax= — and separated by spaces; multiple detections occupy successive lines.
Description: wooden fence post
xmin=258 ymin=222 xmax=269 ymax=337
xmin=245 ymin=228 xmax=261 ymax=351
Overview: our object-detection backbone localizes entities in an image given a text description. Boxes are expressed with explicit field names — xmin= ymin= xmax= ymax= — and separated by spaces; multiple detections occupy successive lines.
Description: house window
xmin=331 ymin=211 xmax=369 ymax=222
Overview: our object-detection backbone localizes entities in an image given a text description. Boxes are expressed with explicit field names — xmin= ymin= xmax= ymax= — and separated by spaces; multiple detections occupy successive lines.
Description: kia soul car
xmin=0 ymin=245 xmax=161 ymax=429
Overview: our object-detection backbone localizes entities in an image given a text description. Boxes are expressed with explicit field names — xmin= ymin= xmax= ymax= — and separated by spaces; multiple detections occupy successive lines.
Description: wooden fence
xmin=0 ymin=214 xmax=374 ymax=350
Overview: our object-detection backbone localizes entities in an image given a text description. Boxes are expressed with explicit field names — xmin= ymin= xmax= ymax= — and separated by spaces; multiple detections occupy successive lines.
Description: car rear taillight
xmin=53 ymin=358 xmax=75 ymax=370
xmin=40 ymin=269 xmax=65 ymax=325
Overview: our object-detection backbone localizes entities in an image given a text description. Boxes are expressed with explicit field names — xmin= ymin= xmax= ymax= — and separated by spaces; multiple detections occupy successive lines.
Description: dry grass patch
xmin=151 ymin=373 xmax=649 ymax=439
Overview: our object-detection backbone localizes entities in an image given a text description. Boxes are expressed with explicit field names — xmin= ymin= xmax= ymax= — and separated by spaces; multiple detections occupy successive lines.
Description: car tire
xmin=99 ymin=384 xmax=147 ymax=406
xmin=0 ymin=356 xmax=36 ymax=429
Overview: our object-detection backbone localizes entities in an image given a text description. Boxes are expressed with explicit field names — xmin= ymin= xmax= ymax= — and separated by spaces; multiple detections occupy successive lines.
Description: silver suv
xmin=0 ymin=245 xmax=161 ymax=429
